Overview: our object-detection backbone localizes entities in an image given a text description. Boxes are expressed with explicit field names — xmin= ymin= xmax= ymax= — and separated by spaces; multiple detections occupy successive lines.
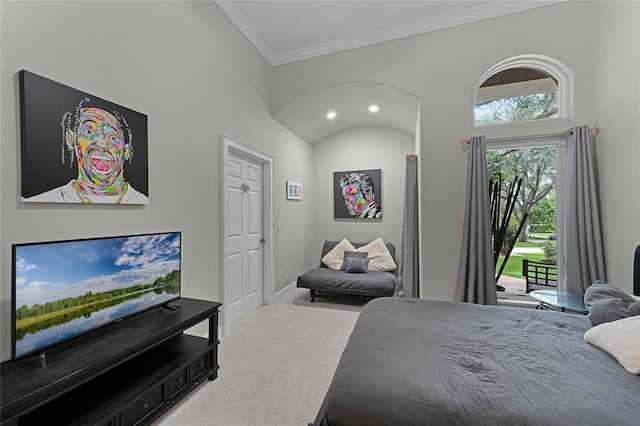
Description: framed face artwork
xmin=333 ymin=169 xmax=382 ymax=219
xmin=19 ymin=70 xmax=149 ymax=204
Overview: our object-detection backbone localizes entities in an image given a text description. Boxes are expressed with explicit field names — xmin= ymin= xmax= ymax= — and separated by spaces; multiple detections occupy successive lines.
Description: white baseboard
xmin=274 ymin=281 xmax=298 ymax=303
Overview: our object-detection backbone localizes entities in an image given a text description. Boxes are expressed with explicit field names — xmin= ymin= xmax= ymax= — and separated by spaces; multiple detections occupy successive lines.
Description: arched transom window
xmin=474 ymin=55 xmax=572 ymax=126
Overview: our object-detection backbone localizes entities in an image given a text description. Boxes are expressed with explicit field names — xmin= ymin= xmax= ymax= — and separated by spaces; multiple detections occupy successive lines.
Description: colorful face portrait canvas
xmin=333 ymin=169 xmax=382 ymax=219
xmin=19 ymin=70 xmax=149 ymax=204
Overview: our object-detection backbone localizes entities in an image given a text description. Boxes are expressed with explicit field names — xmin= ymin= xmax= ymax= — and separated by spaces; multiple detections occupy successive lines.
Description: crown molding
xmin=216 ymin=1 xmax=566 ymax=66
xmin=215 ymin=0 xmax=278 ymax=62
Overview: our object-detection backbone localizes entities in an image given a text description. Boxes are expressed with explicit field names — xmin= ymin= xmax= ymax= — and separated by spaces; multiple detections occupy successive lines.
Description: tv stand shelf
xmin=1 ymin=298 xmax=221 ymax=426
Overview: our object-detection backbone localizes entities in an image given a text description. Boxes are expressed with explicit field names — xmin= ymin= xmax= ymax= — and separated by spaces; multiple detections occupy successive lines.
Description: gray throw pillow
xmin=345 ymin=257 xmax=369 ymax=273
xmin=340 ymin=251 xmax=368 ymax=271
xmin=584 ymin=281 xmax=640 ymax=325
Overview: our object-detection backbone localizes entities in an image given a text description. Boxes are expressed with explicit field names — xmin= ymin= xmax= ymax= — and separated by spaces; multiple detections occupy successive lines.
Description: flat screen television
xmin=12 ymin=231 xmax=181 ymax=360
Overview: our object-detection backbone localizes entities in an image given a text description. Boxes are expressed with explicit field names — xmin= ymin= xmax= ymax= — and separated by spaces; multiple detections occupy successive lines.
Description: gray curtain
xmin=564 ymin=125 xmax=606 ymax=295
xmin=396 ymin=154 xmax=419 ymax=297
xmin=455 ymin=136 xmax=497 ymax=305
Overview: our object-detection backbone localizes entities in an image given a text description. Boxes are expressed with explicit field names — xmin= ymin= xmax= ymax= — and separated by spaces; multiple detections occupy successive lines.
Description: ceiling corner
xmin=215 ymin=1 xmax=277 ymax=66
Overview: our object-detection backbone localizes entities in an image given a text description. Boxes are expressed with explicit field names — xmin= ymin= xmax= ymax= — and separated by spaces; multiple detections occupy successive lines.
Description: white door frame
xmin=221 ymin=135 xmax=275 ymax=335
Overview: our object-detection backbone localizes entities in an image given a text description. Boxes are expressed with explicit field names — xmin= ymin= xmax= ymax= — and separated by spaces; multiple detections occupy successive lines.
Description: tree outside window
xmin=475 ymin=67 xmax=558 ymax=125
xmin=487 ymin=147 xmax=556 ymax=243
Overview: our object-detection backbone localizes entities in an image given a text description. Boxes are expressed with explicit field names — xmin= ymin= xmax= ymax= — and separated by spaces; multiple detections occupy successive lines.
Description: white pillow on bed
xmin=321 ymin=238 xmax=356 ymax=270
xmin=584 ymin=315 xmax=640 ymax=374
xmin=355 ymin=238 xmax=397 ymax=272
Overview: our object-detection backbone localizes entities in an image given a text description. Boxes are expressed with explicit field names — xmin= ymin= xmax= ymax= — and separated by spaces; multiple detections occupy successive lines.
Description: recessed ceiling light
xmin=368 ymin=105 xmax=379 ymax=113
xmin=326 ymin=111 xmax=337 ymax=119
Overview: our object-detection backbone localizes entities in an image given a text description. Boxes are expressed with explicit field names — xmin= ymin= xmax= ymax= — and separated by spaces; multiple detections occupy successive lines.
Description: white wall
xmin=272 ymin=1 xmax=640 ymax=298
xmin=592 ymin=1 xmax=640 ymax=289
xmin=274 ymin=134 xmax=316 ymax=286
xmin=0 ymin=1 xmax=315 ymax=361
xmin=312 ymin=126 xmax=414 ymax=257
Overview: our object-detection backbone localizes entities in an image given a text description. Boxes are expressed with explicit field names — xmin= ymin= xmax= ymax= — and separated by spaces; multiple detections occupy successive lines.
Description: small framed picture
xmin=287 ymin=181 xmax=302 ymax=200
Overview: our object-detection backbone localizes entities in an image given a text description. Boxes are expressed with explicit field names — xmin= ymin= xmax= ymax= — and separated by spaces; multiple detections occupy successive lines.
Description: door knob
xmin=260 ymin=238 xmax=266 ymax=244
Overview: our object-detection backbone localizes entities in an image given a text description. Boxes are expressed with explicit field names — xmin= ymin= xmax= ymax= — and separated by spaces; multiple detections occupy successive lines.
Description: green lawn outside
xmin=498 ymin=252 xmax=547 ymax=279
xmin=512 ymin=241 xmax=541 ymax=248
xmin=498 ymin=240 xmax=550 ymax=279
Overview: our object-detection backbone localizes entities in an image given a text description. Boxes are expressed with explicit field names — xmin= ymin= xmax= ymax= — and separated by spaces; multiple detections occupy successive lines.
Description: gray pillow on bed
xmin=345 ymin=257 xmax=370 ymax=273
xmin=340 ymin=251 xmax=368 ymax=271
xmin=584 ymin=281 xmax=640 ymax=325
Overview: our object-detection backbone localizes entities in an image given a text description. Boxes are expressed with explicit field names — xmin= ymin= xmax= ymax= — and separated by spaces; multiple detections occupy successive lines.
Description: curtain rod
xmin=459 ymin=126 xmax=599 ymax=151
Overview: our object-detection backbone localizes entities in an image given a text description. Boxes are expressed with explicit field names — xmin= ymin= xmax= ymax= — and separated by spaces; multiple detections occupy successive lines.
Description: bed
xmin=314 ymin=250 xmax=640 ymax=425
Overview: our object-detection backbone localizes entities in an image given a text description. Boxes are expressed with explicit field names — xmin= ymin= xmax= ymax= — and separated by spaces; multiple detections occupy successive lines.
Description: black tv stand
xmin=162 ymin=303 xmax=182 ymax=311
xmin=1 ymin=297 xmax=220 ymax=426
xmin=36 ymin=353 xmax=46 ymax=369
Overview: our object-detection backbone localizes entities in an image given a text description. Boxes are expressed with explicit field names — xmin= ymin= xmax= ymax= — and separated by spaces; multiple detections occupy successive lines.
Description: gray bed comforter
xmin=322 ymin=298 xmax=640 ymax=425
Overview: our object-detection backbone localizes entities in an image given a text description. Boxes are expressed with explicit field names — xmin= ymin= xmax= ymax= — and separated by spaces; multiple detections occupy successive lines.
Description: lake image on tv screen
xmin=14 ymin=233 xmax=180 ymax=358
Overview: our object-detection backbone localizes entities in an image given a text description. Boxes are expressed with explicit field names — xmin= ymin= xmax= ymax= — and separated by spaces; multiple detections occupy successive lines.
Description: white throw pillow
xmin=355 ymin=238 xmax=397 ymax=272
xmin=584 ymin=316 xmax=640 ymax=374
xmin=321 ymin=238 xmax=356 ymax=270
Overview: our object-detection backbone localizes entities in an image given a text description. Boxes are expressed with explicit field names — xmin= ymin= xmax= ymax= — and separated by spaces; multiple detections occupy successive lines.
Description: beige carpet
xmin=154 ymin=289 xmax=363 ymax=426
xmin=286 ymin=288 xmax=372 ymax=312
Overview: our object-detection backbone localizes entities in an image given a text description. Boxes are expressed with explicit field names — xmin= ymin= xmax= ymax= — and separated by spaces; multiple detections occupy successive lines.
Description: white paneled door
xmin=226 ymin=152 xmax=264 ymax=324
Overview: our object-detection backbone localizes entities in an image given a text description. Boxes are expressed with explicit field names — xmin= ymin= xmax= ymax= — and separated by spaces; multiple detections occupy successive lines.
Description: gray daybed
xmin=297 ymin=240 xmax=397 ymax=302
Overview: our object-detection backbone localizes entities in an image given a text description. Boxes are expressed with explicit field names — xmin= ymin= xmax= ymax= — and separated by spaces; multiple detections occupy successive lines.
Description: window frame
xmin=474 ymin=55 xmax=573 ymax=127
xmin=486 ymin=135 xmax=567 ymax=292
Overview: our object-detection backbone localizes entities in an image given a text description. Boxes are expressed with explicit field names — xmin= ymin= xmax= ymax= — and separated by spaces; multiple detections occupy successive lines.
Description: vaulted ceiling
xmin=215 ymin=0 xmax=565 ymax=144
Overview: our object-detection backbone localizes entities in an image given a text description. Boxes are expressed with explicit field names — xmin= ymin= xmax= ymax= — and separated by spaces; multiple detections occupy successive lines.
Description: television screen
xmin=12 ymin=232 xmax=181 ymax=359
